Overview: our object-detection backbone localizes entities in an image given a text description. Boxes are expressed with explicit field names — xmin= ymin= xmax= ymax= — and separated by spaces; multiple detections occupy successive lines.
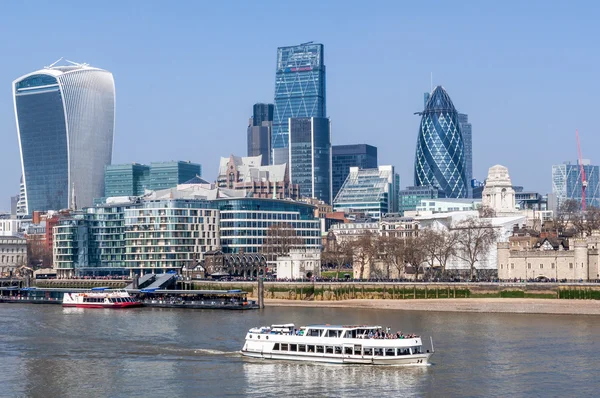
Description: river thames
xmin=0 ymin=304 xmax=598 ymax=397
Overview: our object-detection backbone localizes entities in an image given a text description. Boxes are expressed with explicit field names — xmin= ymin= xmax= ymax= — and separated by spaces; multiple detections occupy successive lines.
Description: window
xmin=335 ymin=346 xmax=342 ymax=355
xmin=528 ymin=263 xmax=531 ymax=269
xmin=397 ymin=348 xmax=410 ymax=355
xmin=385 ymin=348 xmax=395 ymax=356
xmin=290 ymin=344 xmax=297 ymax=352
xmin=298 ymin=344 xmax=306 ymax=352
xmin=273 ymin=343 xmax=280 ymax=351
xmin=307 ymin=345 xmax=315 ymax=353
xmin=344 ymin=346 xmax=353 ymax=355
xmin=325 ymin=346 xmax=334 ymax=354
xmin=281 ymin=344 xmax=288 ymax=351
xmin=511 ymin=263 xmax=514 ymax=269
xmin=374 ymin=348 xmax=384 ymax=356
xmin=569 ymin=263 xmax=573 ymax=269
xmin=540 ymin=264 xmax=543 ymax=269
xmin=552 ymin=263 xmax=555 ymax=269
xmin=316 ymin=346 xmax=324 ymax=353
xmin=363 ymin=347 xmax=373 ymax=356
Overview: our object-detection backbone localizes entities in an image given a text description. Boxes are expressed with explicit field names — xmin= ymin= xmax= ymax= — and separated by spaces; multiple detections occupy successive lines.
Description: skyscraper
xmin=414 ymin=86 xmax=467 ymax=198
xmin=458 ymin=113 xmax=473 ymax=198
xmin=332 ymin=144 xmax=378 ymax=200
xmin=289 ymin=117 xmax=331 ymax=204
xmin=13 ymin=60 xmax=115 ymax=213
xmin=272 ymin=43 xmax=326 ymax=166
xmin=552 ymin=160 xmax=600 ymax=209
xmin=247 ymin=103 xmax=273 ymax=165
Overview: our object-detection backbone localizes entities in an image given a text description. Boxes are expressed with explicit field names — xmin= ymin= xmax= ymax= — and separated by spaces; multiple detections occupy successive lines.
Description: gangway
xmin=144 ymin=274 xmax=177 ymax=290
xmin=125 ymin=273 xmax=156 ymax=290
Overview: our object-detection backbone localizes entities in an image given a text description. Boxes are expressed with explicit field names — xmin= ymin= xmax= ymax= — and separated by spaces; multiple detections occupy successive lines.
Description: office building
xmin=272 ymin=43 xmax=326 ymax=165
xmin=13 ymin=60 xmax=115 ymax=213
xmin=214 ymin=198 xmax=321 ymax=264
xmin=247 ymin=103 xmax=274 ymax=165
xmin=458 ymin=113 xmax=473 ymax=198
xmin=104 ymin=163 xmax=150 ymax=198
xmin=399 ymin=185 xmax=445 ymax=215
xmin=103 ymin=161 xmax=201 ymax=199
xmin=0 ymin=236 xmax=27 ymax=275
xmin=333 ymin=165 xmax=398 ymax=219
xmin=217 ymin=155 xmax=299 ymax=200
xmin=332 ymin=144 xmax=378 ymax=200
xmin=552 ymin=160 xmax=600 ymax=209
xmin=289 ymin=117 xmax=332 ymax=203
xmin=414 ymin=86 xmax=467 ymax=198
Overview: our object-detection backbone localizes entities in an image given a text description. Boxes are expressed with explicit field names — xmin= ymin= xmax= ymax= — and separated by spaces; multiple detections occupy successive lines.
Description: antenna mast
xmin=576 ymin=130 xmax=587 ymax=211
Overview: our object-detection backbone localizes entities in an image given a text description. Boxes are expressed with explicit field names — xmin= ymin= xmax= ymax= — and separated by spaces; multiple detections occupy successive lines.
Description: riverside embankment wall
xmin=32 ymin=279 xmax=600 ymax=300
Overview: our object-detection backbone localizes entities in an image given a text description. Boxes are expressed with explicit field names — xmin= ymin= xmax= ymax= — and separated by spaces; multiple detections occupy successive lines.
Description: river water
xmin=0 ymin=304 xmax=598 ymax=397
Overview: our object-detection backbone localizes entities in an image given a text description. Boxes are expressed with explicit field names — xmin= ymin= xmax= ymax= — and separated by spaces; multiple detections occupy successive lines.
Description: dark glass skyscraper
xmin=458 ymin=113 xmax=473 ymax=198
xmin=272 ymin=43 xmax=325 ymax=166
xmin=414 ymin=86 xmax=467 ymax=198
xmin=289 ymin=117 xmax=331 ymax=204
xmin=247 ymin=103 xmax=273 ymax=166
xmin=331 ymin=144 xmax=378 ymax=200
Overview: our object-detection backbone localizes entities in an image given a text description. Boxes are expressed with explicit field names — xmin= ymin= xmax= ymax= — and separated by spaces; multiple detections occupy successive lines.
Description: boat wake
xmin=193 ymin=348 xmax=240 ymax=357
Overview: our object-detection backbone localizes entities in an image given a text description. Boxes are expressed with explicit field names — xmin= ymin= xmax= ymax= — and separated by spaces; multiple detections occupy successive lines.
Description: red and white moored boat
xmin=62 ymin=288 xmax=141 ymax=308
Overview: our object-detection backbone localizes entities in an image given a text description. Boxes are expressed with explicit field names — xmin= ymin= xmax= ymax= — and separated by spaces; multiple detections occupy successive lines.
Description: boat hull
xmin=240 ymin=350 xmax=432 ymax=366
xmin=62 ymin=302 xmax=142 ymax=309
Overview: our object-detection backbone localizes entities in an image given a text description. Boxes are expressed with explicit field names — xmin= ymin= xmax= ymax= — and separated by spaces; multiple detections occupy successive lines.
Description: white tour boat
xmin=241 ymin=323 xmax=434 ymax=365
xmin=62 ymin=288 xmax=142 ymax=308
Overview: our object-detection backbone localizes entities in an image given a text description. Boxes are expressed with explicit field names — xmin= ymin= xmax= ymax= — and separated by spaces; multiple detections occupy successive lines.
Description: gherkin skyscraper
xmin=414 ymin=86 xmax=467 ymax=198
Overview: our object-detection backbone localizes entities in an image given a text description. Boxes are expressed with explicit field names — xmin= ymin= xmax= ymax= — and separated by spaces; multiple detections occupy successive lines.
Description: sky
xmin=0 ymin=0 xmax=599 ymax=211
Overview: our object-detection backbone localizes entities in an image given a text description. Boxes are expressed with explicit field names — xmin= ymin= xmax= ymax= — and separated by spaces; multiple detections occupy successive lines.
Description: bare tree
xmin=581 ymin=206 xmax=600 ymax=237
xmin=262 ymin=223 xmax=302 ymax=262
xmin=453 ymin=217 xmax=499 ymax=280
xmin=377 ymin=235 xmax=406 ymax=279
xmin=353 ymin=232 xmax=376 ymax=280
xmin=554 ymin=199 xmax=581 ymax=235
xmin=322 ymin=240 xmax=353 ymax=277
xmin=418 ymin=228 xmax=459 ymax=280
xmin=402 ymin=235 xmax=426 ymax=281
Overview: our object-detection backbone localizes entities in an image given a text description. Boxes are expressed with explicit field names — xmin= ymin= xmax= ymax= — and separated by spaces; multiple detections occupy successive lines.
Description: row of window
xmin=272 ymin=343 xmax=419 ymax=356
xmin=500 ymin=263 xmax=580 ymax=270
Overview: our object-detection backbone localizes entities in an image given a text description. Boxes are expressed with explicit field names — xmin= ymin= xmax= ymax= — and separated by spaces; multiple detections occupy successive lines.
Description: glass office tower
xmin=332 ymin=144 xmax=378 ymax=200
xmin=247 ymin=103 xmax=274 ymax=166
xmin=289 ymin=117 xmax=332 ymax=204
xmin=414 ymin=86 xmax=467 ymax=198
xmin=458 ymin=113 xmax=473 ymax=198
xmin=13 ymin=61 xmax=115 ymax=213
xmin=552 ymin=161 xmax=600 ymax=209
xmin=272 ymin=43 xmax=326 ymax=165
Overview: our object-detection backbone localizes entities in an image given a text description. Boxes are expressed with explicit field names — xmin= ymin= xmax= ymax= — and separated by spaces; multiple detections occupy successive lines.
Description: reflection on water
xmin=0 ymin=305 xmax=599 ymax=397
xmin=243 ymin=360 xmax=429 ymax=397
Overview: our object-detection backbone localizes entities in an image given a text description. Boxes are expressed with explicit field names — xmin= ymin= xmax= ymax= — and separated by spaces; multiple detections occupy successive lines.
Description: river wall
xmin=30 ymin=279 xmax=600 ymax=300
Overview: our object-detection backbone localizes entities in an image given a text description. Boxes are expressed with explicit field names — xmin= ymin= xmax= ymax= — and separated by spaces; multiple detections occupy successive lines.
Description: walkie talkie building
xmin=414 ymin=86 xmax=467 ymax=198
xmin=13 ymin=60 xmax=115 ymax=213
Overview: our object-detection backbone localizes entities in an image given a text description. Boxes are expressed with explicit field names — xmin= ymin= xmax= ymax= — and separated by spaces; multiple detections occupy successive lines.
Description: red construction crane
xmin=576 ymin=129 xmax=587 ymax=211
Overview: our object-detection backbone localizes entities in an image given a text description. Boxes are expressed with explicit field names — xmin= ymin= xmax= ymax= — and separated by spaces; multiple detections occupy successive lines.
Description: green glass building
xmin=103 ymin=161 xmax=202 ymax=199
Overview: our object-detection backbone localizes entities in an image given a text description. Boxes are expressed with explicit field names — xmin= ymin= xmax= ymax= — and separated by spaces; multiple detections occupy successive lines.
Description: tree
xmin=352 ymin=232 xmax=376 ymax=280
xmin=554 ymin=199 xmax=581 ymax=234
xmin=419 ymin=228 xmax=460 ymax=280
xmin=322 ymin=239 xmax=353 ymax=277
xmin=402 ymin=235 xmax=426 ymax=281
xmin=478 ymin=205 xmax=496 ymax=218
xmin=262 ymin=223 xmax=302 ymax=263
xmin=453 ymin=217 xmax=499 ymax=280
xmin=377 ymin=235 xmax=406 ymax=279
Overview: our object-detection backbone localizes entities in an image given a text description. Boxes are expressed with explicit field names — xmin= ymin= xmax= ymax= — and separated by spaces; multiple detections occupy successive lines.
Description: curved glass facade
xmin=213 ymin=198 xmax=321 ymax=256
xmin=414 ymin=86 xmax=467 ymax=198
xmin=14 ymin=64 xmax=115 ymax=213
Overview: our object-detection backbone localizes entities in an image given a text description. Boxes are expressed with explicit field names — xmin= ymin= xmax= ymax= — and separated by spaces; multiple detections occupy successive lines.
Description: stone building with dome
xmin=481 ymin=165 xmax=521 ymax=217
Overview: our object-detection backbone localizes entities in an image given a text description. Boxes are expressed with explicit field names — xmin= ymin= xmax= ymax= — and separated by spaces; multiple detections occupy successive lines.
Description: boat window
xmin=334 ymin=346 xmax=342 ymax=355
xmin=108 ymin=298 xmax=113 ymax=303
xmin=413 ymin=346 xmax=421 ymax=354
xmin=348 ymin=330 xmax=356 ymax=338
xmin=281 ymin=344 xmax=288 ymax=351
xmin=316 ymin=346 xmax=324 ymax=353
xmin=385 ymin=348 xmax=395 ymax=356
xmin=374 ymin=348 xmax=384 ymax=356
xmin=308 ymin=329 xmax=322 ymax=337
xmin=326 ymin=330 xmax=340 ymax=338
xmin=397 ymin=348 xmax=410 ymax=356
xmin=344 ymin=347 xmax=353 ymax=355
xmin=273 ymin=343 xmax=280 ymax=350
xmin=290 ymin=344 xmax=297 ymax=352
xmin=298 ymin=344 xmax=306 ymax=352
xmin=325 ymin=346 xmax=333 ymax=354
xmin=354 ymin=345 xmax=362 ymax=354
xmin=307 ymin=345 xmax=315 ymax=353
xmin=364 ymin=347 xmax=373 ymax=356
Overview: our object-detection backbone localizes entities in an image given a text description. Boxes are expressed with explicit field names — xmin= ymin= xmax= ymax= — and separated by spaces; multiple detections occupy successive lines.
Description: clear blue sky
xmin=0 ymin=0 xmax=598 ymax=211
